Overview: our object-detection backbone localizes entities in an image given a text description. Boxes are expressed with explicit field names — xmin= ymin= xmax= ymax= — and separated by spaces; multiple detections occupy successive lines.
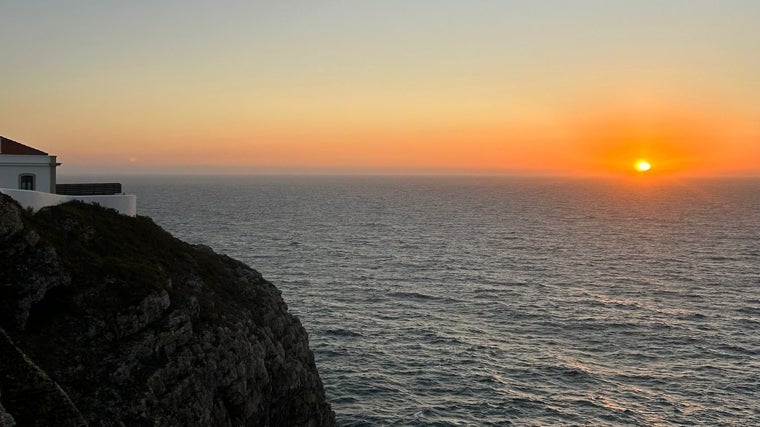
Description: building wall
xmin=0 ymin=188 xmax=137 ymax=216
xmin=0 ymin=154 xmax=56 ymax=192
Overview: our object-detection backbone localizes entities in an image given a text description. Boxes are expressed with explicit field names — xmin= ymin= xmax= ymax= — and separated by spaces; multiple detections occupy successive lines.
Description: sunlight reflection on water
xmin=118 ymin=175 xmax=760 ymax=426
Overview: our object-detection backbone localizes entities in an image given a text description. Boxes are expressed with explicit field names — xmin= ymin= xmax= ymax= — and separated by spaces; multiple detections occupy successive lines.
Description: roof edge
xmin=0 ymin=136 xmax=50 ymax=155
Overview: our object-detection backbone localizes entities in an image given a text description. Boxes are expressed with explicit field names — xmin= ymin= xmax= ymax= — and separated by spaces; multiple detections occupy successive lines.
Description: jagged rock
xmin=0 ymin=328 xmax=86 ymax=426
xmin=0 ymin=193 xmax=335 ymax=426
xmin=0 ymin=195 xmax=23 ymax=240
xmin=0 ymin=197 xmax=70 ymax=330
xmin=0 ymin=397 xmax=16 ymax=427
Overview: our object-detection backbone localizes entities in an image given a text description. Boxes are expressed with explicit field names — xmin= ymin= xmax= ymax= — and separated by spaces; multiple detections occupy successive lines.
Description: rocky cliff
xmin=0 ymin=193 xmax=335 ymax=426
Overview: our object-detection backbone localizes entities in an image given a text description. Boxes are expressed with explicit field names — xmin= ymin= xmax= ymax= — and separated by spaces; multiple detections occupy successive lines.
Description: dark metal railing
xmin=56 ymin=183 xmax=122 ymax=196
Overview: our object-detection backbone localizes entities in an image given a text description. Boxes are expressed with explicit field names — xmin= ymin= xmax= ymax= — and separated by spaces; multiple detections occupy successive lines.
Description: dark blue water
xmin=111 ymin=175 xmax=759 ymax=426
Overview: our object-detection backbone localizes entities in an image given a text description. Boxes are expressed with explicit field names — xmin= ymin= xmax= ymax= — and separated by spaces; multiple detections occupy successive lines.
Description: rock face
xmin=0 ymin=194 xmax=335 ymax=426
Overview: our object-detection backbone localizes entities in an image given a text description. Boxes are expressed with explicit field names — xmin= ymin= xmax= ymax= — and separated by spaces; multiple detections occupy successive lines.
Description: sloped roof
xmin=0 ymin=136 xmax=49 ymax=155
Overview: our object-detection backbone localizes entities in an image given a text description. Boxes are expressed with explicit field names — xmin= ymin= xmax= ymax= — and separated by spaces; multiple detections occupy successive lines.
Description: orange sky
xmin=1 ymin=2 xmax=759 ymax=176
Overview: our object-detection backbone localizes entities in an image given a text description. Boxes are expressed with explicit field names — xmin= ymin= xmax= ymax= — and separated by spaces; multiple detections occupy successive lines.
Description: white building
xmin=0 ymin=136 xmax=136 ymax=216
xmin=0 ymin=136 xmax=59 ymax=192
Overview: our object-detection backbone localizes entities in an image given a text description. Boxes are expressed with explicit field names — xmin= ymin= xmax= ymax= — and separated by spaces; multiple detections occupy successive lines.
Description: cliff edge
xmin=0 ymin=193 xmax=335 ymax=426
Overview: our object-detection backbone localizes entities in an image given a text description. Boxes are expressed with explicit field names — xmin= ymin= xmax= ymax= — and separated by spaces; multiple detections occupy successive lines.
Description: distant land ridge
xmin=0 ymin=193 xmax=335 ymax=426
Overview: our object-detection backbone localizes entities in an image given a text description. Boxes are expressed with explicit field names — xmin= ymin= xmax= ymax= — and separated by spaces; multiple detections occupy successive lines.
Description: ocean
xmin=104 ymin=175 xmax=759 ymax=426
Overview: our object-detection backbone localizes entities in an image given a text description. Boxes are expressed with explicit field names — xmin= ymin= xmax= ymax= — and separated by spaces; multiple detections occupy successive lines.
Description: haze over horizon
xmin=2 ymin=1 xmax=760 ymax=177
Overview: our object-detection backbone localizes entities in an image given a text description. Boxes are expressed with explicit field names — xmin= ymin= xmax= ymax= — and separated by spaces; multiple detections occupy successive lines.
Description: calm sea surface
xmin=88 ymin=175 xmax=760 ymax=426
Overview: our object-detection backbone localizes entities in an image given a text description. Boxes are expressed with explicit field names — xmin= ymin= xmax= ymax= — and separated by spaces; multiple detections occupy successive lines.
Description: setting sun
xmin=634 ymin=160 xmax=652 ymax=172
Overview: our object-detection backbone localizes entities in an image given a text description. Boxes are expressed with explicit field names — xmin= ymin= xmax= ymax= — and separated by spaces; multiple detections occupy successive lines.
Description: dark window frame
xmin=19 ymin=174 xmax=36 ymax=191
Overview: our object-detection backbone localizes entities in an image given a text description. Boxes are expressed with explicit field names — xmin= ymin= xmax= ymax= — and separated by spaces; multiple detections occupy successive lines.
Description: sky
xmin=1 ymin=1 xmax=759 ymax=176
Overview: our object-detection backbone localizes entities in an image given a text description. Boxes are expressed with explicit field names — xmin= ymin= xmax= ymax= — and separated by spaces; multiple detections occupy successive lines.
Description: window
xmin=19 ymin=174 xmax=35 ymax=190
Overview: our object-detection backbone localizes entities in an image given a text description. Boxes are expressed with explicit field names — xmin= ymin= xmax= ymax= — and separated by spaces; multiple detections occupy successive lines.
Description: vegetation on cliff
xmin=0 ymin=194 xmax=335 ymax=426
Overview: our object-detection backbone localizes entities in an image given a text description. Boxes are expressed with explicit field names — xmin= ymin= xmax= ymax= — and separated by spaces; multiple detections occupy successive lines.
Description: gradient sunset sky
xmin=2 ymin=1 xmax=759 ymax=175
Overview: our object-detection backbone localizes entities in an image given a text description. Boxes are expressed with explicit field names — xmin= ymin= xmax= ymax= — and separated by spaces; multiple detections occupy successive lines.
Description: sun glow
xmin=634 ymin=160 xmax=652 ymax=172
